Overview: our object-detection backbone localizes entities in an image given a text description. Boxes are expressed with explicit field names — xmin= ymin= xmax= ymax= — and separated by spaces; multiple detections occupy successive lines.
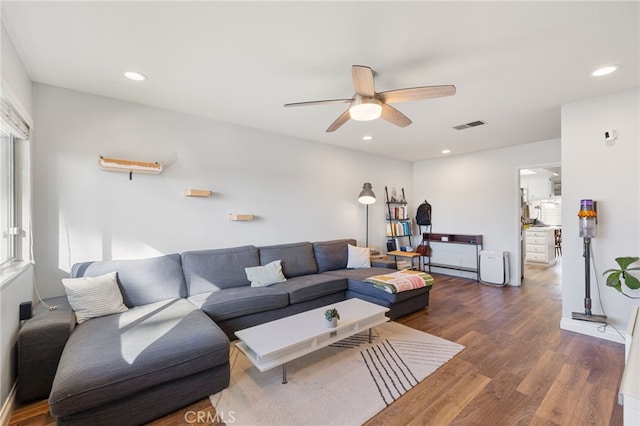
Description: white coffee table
xmin=235 ymin=298 xmax=389 ymax=383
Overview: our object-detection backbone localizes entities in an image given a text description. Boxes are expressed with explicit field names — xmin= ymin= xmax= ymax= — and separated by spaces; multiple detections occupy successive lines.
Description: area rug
xmin=210 ymin=321 xmax=464 ymax=425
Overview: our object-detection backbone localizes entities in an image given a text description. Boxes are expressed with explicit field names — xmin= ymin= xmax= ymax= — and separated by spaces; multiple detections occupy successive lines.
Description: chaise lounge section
xmin=46 ymin=254 xmax=231 ymax=426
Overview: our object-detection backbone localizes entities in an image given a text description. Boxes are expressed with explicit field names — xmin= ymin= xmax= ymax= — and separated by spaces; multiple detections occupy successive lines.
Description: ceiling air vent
xmin=453 ymin=120 xmax=487 ymax=130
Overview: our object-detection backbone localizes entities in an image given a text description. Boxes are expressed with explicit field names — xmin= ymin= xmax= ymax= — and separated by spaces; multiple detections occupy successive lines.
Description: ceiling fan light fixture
xmin=349 ymin=98 xmax=382 ymax=121
xmin=286 ymin=65 xmax=456 ymax=132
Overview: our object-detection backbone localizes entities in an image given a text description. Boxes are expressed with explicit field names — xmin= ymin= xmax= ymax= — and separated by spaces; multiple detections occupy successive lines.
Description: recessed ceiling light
xmin=441 ymin=149 xmax=451 ymax=154
xmin=362 ymin=135 xmax=373 ymax=141
xmin=591 ymin=65 xmax=620 ymax=77
xmin=124 ymin=71 xmax=147 ymax=81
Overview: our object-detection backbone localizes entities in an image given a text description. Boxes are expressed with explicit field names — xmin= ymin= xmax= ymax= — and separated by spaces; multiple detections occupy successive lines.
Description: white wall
xmin=413 ymin=138 xmax=561 ymax=284
xmin=0 ymin=21 xmax=34 ymax=416
xmin=32 ymin=84 xmax=413 ymax=298
xmin=1 ymin=24 xmax=32 ymax=121
xmin=560 ymin=88 xmax=640 ymax=343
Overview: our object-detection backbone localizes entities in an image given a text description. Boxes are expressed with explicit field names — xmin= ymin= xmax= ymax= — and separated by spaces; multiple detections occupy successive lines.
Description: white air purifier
xmin=479 ymin=251 xmax=509 ymax=286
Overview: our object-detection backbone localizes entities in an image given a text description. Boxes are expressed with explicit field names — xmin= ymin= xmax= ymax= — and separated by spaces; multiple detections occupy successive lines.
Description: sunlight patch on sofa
xmin=118 ymin=300 xmax=182 ymax=364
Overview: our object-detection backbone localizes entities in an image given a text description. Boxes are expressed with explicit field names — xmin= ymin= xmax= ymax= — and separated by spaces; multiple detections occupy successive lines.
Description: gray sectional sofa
xmin=17 ymin=238 xmax=431 ymax=425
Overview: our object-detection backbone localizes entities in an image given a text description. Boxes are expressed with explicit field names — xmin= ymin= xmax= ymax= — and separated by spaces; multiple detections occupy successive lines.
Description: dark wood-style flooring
xmin=9 ymin=261 xmax=625 ymax=425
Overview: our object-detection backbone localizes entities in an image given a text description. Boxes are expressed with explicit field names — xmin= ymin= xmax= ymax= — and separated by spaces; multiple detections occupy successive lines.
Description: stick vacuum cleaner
xmin=572 ymin=199 xmax=607 ymax=323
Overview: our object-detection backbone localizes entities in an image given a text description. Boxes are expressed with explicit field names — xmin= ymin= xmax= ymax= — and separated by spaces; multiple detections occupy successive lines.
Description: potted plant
xmin=324 ymin=308 xmax=340 ymax=328
xmin=603 ymin=256 xmax=640 ymax=299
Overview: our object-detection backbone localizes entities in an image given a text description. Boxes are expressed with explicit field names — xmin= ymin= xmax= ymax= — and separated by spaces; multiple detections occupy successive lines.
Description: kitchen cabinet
xmin=525 ymin=227 xmax=556 ymax=266
xmin=526 ymin=176 xmax=553 ymax=201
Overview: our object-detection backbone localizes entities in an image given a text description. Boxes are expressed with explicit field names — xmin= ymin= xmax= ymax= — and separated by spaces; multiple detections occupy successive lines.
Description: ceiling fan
xmin=284 ymin=65 xmax=456 ymax=132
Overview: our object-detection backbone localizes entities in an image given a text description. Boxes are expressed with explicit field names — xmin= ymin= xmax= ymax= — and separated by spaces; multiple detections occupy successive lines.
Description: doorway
xmin=519 ymin=165 xmax=562 ymax=284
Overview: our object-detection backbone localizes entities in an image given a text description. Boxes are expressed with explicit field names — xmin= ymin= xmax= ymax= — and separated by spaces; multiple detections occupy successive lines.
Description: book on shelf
xmin=386 ymin=222 xmax=412 ymax=237
xmin=386 ymin=206 xmax=408 ymax=220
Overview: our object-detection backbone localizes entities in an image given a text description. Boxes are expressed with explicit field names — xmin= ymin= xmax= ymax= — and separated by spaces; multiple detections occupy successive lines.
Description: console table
xmin=420 ymin=233 xmax=483 ymax=281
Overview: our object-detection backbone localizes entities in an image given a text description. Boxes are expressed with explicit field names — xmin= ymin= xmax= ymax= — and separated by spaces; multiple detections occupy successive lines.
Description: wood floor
xmin=9 ymin=261 xmax=625 ymax=426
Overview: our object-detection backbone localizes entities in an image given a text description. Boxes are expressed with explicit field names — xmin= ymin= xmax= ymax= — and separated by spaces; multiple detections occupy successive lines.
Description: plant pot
xmin=325 ymin=317 xmax=338 ymax=328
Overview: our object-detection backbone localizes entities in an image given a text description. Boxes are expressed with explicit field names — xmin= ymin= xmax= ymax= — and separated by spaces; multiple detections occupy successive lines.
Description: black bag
xmin=416 ymin=200 xmax=432 ymax=226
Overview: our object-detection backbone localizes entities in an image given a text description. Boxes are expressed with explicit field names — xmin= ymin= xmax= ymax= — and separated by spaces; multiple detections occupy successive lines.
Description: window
xmin=1 ymin=129 xmax=17 ymax=266
xmin=1 ymin=96 xmax=30 ymax=268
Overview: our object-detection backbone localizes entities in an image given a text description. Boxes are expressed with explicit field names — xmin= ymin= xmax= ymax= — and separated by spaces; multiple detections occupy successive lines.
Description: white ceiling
xmin=2 ymin=1 xmax=638 ymax=162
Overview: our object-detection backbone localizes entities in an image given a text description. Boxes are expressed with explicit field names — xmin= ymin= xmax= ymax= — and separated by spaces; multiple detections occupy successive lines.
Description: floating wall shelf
xmin=229 ymin=214 xmax=254 ymax=221
xmin=99 ymin=156 xmax=163 ymax=175
xmin=184 ymin=189 xmax=212 ymax=197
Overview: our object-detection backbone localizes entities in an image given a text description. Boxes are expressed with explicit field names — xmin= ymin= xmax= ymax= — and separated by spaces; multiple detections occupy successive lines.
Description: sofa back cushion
xmin=259 ymin=242 xmax=318 ymax=278
xmin=181 ymin=245 xmax=259 ymax=295
xmin=71 ymin=254 xmax=186 ymax=307
xmin=313 ymin=239 xmax=356 ymax=272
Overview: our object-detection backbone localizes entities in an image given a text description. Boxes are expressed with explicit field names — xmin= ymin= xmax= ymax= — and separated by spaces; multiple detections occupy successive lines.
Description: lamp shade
xmin=358 ymin=182 xmax=376 ymax=204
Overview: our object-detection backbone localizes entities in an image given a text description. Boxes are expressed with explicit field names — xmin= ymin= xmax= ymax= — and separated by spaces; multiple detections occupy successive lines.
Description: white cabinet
xmin=525 ymin=228 xmax=556 ymax=266
xmin=620 ymin=306 xmax=639 ymax=425
xmin=523 ymin=176 xmax=553 ymax=201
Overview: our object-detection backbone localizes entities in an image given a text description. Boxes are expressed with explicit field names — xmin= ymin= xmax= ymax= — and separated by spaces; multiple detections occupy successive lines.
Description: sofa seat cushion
xmin=49 ymin=298 xmax=229 ymax=417
xmin=270 ymin=274 xmax=347 ymax=304
xmin=323 ymin=268 xmax=430 ymax=304
xmin=189 ymin=287 xmax=289 ymax=322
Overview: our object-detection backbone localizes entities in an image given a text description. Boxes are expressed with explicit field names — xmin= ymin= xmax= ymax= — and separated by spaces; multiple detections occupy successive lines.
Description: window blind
xmin=1 ymin=97 xmax=30 ymax=140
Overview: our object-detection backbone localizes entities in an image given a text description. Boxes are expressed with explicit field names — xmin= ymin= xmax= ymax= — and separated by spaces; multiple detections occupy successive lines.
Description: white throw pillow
xmin=347 ymin=244 xmax=371 ymax=269
xmin=245 ymin=260 xmax=287 ymax=287
xmin=62 ymin=271 xmax=128 ymax=324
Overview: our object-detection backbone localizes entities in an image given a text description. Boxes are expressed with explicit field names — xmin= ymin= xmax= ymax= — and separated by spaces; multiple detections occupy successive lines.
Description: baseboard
xmin=560 ymin=317 xmax=625 ymax=344
xmin=0 ymin=382 xmax=17 ymax=426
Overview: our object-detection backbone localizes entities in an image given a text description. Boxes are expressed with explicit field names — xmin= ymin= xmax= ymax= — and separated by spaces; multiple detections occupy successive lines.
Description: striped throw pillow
xmin=62 ymin=271 xmax=128 ymax=323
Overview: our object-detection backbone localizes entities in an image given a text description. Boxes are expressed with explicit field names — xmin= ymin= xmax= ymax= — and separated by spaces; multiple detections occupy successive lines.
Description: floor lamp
xmin=358 ymin=183 xmax=376 ymax=247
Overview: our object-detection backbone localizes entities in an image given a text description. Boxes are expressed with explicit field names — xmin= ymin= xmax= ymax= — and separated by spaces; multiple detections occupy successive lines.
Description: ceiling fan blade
xmin=284 ymin=98 xmax=353 ymax=107
xmin=380 ymin=103 xmax=412 ymax=128
xmin=378 ymin=85 xmax=456 ymax=104
xmin=352 ymin=65 xmax=375 ymax=97
xmin=326 ymin=109 xmax=351 ymax=132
